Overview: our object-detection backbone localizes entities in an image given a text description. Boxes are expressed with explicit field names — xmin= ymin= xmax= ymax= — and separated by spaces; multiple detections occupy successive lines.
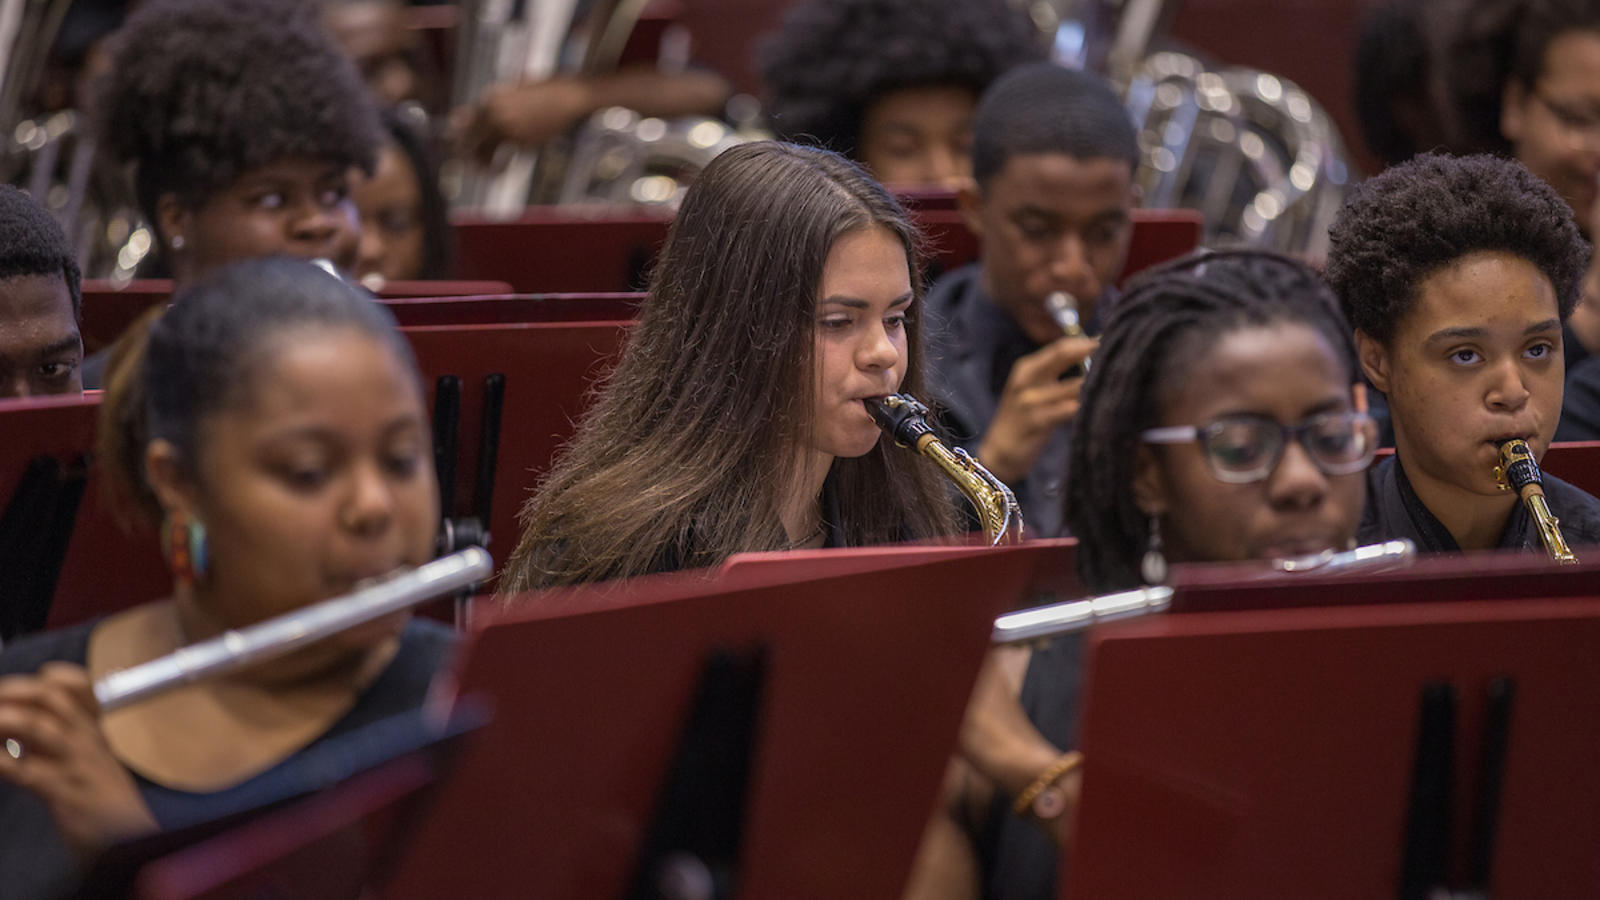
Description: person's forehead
xmin=988 ymin=153 xmax=1132 ymax=207
xmin=1401 ymin=252 xmax=1559 ymax=337
xmin=0 ymin=272 xmax=72 ymax=319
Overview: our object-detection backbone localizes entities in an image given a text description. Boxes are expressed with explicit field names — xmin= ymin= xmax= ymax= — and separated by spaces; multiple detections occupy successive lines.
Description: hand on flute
xmin=0 ymin=663 xmax=156 ymax=859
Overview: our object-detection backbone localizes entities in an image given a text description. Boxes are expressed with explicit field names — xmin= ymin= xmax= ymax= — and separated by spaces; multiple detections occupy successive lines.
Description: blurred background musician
xmin=905 ymin=250 xmax=1373 ymax=900
xmin=1444 ymin=0 xmax=1600 ymax=226
xmin=91 ymin=0 xmax=378 ymax=289
xmin=0 ymin=258 xmax=451 ymax=900
xmin=498 ymin=141 xmax=961 ymax=592
xmin=0 ymin=184 xmax=82 ymax=400
xmin=1326 ymin=152 xmax=1600 ymax=553
xmin=924 ymin=62 xmax=1137 ymax=537
xmin=758 ymin=0 xmax=1044 ymax=191
xmin=352 ymin=106 xmax=457 ymax=290
xmin=76 ymin=0 xmax=382 ymax=387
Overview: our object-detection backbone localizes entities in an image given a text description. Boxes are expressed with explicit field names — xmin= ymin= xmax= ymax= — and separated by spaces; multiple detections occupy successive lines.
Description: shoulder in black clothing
xmin=1360 ymin=454 xmax=1600 ymax=552
xmin=0 ymin=618 xmax=95 ymax=673
xmin=1557 ymin=352 xmax=1600 ymax=441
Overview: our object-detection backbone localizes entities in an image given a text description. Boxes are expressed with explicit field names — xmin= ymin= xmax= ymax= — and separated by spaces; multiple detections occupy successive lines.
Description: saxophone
xmin=1494 ymin=439 xmax=1578 ymax=564
xmin=866 ymin=393 xmax=1023 ymax=546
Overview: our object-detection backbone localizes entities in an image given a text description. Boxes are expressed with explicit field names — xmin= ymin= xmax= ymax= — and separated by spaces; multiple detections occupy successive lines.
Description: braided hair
xmin=1065 ymin=250 xmax=1358 ymax=592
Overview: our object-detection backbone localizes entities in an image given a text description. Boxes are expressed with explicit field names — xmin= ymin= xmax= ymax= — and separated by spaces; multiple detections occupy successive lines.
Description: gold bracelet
xmin=1012 ymin=751 xmax=1084 ymax=816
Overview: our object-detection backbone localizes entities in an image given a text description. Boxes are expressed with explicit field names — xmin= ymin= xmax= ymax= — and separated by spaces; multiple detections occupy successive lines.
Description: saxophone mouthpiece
xmin=1494 ymin=438 xmax=1541 ymax=493
xmin=865 ymin=393 xmax=933 ymax=447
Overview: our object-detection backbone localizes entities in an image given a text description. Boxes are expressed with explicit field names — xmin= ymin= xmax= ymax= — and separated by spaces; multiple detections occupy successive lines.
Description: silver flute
xmin=990 ymin=540 xmax=1417 ymax=645
xmin=94 ymin=548 xmax=493 ymax=713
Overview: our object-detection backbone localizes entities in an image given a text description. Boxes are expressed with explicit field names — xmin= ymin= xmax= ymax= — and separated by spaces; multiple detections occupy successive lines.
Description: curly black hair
xmin=91 ymin=0 xmax=380 ymax=244
xmin=0 ymin=185 xmax=81 ymax=316
xmin=1442 ymin=0 xmax=1600 ymax=154
xmin=971 ymin=62 xmax=1138 ymax=187
xmin=758 ymin=0 xmax=1045 ymax=157
xmin=1066 ymin=250 xmax=1358 ymax=592
xmin=1325 ymin=152 xmax=1589 ymax=344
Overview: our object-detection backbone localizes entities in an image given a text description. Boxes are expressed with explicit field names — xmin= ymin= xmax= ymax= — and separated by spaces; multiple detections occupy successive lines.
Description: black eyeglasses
xmin=1141 ymin=410 xmax=1377 ymax=484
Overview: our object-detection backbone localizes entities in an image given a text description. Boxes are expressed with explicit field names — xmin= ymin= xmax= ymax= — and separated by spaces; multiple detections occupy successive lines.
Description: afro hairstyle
xmin=92 ymin=0 xmax=380 ymax=236
xmin=971 ymin=62 xmax=1138 ymax=188
xmin=1325 ymin=151 xmax=1589 ymax=344
xmin=759 ymin=0 xmax=1045 ymax=158
xmin=0 ymin=185 xmax=82 ymax=316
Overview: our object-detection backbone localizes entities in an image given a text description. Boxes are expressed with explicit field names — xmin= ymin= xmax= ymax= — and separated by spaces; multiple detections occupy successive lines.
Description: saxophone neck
xmin=865 ymin=394 xmax=1024 ymax=545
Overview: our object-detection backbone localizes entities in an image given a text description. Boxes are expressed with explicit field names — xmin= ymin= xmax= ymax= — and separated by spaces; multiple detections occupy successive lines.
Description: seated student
xmin=1444 ymin=0 xmax=1600 ymax=227
xmin=0 ymin=258 xmax=451 ymax=899
xmin=92 ymin=0 xmax=379 ymax=289
xmin=352 ymin=107 xmax=454 ymax=290
xmin=923 ymin=62 xmax=1139 ymax=537
xmin=0 ymin=185 xmax=83 ymax=400
xmin=903 ymin=250 xmax=1374 ymax=900
xmin=498 ymin=141 xmax=962 ymax=592
xmin=1557 ymin=194 xmax=1600 ymax=438
xmin=320 ymin=0 xmax=435 ymax=111
xmin=759 ymin=0 xmax=1045 ymax=190
xmin=1325 ymin=151 xmax=1600 ymax=553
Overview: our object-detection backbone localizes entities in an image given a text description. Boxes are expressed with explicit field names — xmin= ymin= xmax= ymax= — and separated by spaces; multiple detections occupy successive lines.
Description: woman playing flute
xmin=0 ymin=258 xmax=449 ymax=898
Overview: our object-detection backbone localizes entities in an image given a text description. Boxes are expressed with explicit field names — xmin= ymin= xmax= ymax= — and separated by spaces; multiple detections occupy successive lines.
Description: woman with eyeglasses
xmin=905 ymin=250 xmax=1373 ymax=900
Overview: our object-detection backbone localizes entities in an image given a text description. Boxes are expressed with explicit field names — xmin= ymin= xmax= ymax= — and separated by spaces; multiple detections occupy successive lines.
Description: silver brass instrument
xmin=94 ymin=548 xmax=492 ymax=713
xmin=991 ymin=541 xmax=1418 ymax=645
xmin=866 ymin=393 xmax=1023 ymax=546
xmin=448 ymin=0 xmax=747 ymax=214
xmin=1123 ymin=51 xmax=1351 ymax=258
xmin=1494 ymin=439 xmax=1579 ymax=564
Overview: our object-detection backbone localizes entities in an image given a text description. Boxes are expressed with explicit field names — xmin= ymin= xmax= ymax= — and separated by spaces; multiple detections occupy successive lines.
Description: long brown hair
xmin=500 ymin=142 xmax=961 ymax=591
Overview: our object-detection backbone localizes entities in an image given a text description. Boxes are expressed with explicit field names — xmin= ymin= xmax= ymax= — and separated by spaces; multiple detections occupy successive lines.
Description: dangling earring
xmin=1140 ymin=515 xmax=1168 ymax=584
xmin=162 ymin=513 xmax=208 ymax=587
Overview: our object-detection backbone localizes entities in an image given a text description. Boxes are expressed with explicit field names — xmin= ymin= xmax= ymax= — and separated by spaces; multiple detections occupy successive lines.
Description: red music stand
xmin=452 ymin=207 xmax=672 ymax=293
xmin=0 ymin=394 xmax=166 ymax=635
xmin=386 ymin=549 xmax=1038 ymax=898
xmin=384 ymin=292 xmax=642 ymax=328
xmin=403 ymin=321 xmax=632 ymax=570
xmin=78 ymin=279 xmax=514 ymax=352
xmin=1535 ymin=440 xmax=1600 ymax=498
xmin=717 ymin=536 xmax=1080 ymax=605
xmin=1170 ymin=546 xmax=1600 ymax=613
xmin=1066 ymin=594 xmax=1600 ymax=899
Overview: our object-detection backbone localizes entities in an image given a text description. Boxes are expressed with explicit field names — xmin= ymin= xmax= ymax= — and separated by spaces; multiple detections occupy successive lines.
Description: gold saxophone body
xmin=1494 ymin=439 xmax=1578 ymax=564
xmin=866 ymin=393 xmax=1023 ymax=546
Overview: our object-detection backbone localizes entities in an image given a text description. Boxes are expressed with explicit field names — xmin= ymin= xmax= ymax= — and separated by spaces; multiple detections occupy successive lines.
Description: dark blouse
xmin=0 ymin=617 xmax=454 ymax=900
xmin=1358 ymin=454 xmax=1600 ymax=552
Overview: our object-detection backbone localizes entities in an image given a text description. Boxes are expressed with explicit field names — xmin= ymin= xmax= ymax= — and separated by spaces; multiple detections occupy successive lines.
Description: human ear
xmin=1131 ymin=444 xmax=1167 ymax=517
xmin=144 ymin=439 xmax=201 ymax=521
xmin=957 ymin=180 xmax=986 ymax=240
xmin=1354 ymin=329 xmax=1392 ymax=395
xmin=155 ymin=194 xmax=193 ymax=255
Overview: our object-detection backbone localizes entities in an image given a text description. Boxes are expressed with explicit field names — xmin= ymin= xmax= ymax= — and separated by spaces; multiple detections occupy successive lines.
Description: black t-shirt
xmin=0 ymin=617 xmax=455 ymax=900
xmin=1358 ymin=454 xmax=1600 ymax=551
